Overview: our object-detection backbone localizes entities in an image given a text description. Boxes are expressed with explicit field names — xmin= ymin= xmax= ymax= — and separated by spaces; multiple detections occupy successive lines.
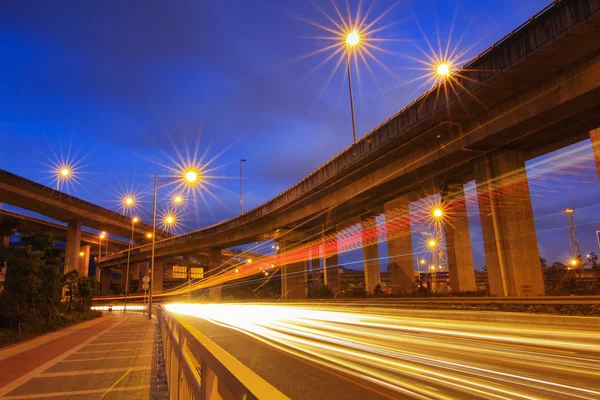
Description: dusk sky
xmin=2 ymin=0 xmax=599 ymax=269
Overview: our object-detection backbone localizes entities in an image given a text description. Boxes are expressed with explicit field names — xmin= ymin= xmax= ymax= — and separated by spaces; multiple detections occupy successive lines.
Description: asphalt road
xmin=170 ymin=304 xmax=600 ymax=399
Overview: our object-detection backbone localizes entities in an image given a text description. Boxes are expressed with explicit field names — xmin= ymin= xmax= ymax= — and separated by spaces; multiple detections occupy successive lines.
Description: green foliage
xmin=0 ymin=232 xmax=101 ymax=346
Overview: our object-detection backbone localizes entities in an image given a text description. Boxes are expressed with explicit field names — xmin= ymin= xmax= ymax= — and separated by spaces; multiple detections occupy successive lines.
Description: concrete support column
xmin=207 ymin=248 xmax=222 ymax=270
xmin=362 ymin=217 xmax=381 ymax=293
xmin=279 ymin=242 xmax=307 ymax=299
xmin=152 ymin=259 xmax=165 ymax=294
xmin=137 ymin=262 xmax=149 ymax=291
xmin=384 ymin=198 xmax=415 ymax=294
xmin=78 ymin=245 xmax=90 ymax=277
xmin=100 ymin=267 xmax=111 ymax=295
xmin=120 ymin=270 xmax=128 ymax=294
xmin=64 ymin=220 xmax=82 ymax=274
xmin=474 ymin=149 xmax=545 ymax=297
xmin=591 ymin=128 xmax=600 ymax=180
xmin=310 ymin=248 xmax=321 ymax=289
xmin=323 ymin=230 xmax=340 ymax=295
xmin=130 ymin=263 xmax=140 ymax=292
xmin=441 ymin=182 xmax=477 ymax=292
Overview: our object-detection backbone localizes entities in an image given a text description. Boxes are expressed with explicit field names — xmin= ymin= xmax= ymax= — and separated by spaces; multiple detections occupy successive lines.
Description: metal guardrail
xmin=157 ymin=307 xmax=289 ymax=400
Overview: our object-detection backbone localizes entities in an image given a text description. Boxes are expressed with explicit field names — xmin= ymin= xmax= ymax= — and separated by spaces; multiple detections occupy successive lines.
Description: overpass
xmin=0 ymin=207 xmax=260 ymax=291
xmin=0 ymin=168 xmax=168 ymax=275
xmin=98 ymin=0 xmax=600 ymax=298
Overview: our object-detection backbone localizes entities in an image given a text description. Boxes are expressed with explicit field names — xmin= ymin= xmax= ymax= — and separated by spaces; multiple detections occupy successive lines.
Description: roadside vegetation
xmin=0 ymin=225 xmax=101 ymax=347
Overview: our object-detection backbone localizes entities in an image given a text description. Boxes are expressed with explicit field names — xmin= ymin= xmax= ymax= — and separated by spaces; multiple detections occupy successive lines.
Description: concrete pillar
xmin=591 ymin=128 xmax=600 ymax=180
xmin=64 ymin=220 xmax=82 ymax=274
xmin=78 ymin=245 xmax=90 ymax=277
xmin=120 ymin=270 xmax=127 ymax=294
xmin=362 ymin=217 xmax=381 ymax=293
xmin=1 ymin=235 xmax=8 ymax=288
xmin=208 ymin=248 xmax=222 ymax=269
xmin=100 ymin=267 xmax=111 ymax=295
xmin=440 ymin=182 xmax=477 ymax=292
xmin=152 ymin=259 xmax=165 ymax=294
xmin=310 ymin=248 xmax=321 ymax=289
xmin=384 ymin=198 xmax=415 ymax=294
xmin=279 ymin=242 xmax=307 ymax=299
xmin=323 ymin=231 xmax=340 ymax=295
xmin=474 ymin=149 xmax=545 ymax=297
xmin=137 ymin=262 xmax=149 ymax=291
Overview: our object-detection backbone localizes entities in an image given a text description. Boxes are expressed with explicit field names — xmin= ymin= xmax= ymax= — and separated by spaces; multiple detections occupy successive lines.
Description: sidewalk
xmin=0 ymin=313 xmax=159 ymax=400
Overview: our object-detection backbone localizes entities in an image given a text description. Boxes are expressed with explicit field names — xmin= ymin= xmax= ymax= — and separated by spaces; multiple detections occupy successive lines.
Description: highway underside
xmin=169 ymin=304 xmax=600 ymax=400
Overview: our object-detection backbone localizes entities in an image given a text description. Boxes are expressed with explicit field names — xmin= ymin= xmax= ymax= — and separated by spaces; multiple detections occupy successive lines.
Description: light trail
xmin=166 ymin=303 xmax=600 ymax=399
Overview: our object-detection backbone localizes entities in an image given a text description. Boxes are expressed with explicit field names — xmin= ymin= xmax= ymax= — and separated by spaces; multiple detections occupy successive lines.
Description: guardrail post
xmin=200 ymin=359 xmax=219 ymax=400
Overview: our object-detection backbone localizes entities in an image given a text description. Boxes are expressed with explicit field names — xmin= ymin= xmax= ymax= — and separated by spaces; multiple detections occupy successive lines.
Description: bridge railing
xmin=157 ymin=307 xmax=289 ymax=400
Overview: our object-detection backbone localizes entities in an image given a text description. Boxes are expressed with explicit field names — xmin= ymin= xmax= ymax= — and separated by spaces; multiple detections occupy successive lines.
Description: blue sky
xmin=2 ymin=0 xmax=599 ymax=268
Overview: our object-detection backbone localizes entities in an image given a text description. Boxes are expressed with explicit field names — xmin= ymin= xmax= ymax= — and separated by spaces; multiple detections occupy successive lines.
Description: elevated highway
xmin=0 ymin=168 xmax=169 ymax=274
xmin=99 ymin=0 xmax=600 ymax=298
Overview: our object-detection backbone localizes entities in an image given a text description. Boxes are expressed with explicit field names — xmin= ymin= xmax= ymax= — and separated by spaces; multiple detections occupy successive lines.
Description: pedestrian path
xmin=0 ymin=313 xmax=159 ymax=400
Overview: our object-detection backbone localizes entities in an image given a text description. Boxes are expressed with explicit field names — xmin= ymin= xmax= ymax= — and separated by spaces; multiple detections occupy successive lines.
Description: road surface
xmin=168 ymin=303 xmax=600 ymax=399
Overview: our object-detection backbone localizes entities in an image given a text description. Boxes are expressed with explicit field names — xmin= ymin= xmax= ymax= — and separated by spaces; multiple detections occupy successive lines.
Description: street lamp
xmin=240 ymin=159 xmax=246 ymax=214
xmin=432 ymin=208 xmax=443 ymax=218
xmin=124 ymin=216 xmax=138 ymax=313
xmin=173 ymin=194 xmax=183 ymax=205
xmin=345 ymin=29 xmax=360 ymax=144
xmin=436 ymin=63 xmax=450 ymax=79
xmin=98 ymin=232 xmax=106 ymax=259
xmin=148 ymin=169 xmax=201 ymax=319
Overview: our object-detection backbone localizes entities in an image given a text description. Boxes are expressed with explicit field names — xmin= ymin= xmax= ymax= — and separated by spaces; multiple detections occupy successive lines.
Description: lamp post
xmin=345 ymin=30 xmax=360 ymax=145
xmin=124 ymin=216 xmax=138 ymax=313
xmin=240 ymin=159 xmax=246 ymax=214
xmin=148 ymin=170 xmax=199 ymax=319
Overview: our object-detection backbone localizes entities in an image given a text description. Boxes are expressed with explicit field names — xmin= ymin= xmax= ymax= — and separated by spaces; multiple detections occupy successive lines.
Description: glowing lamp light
xmin=165 ymin=215 xmax=175 ymax=225
xmin=433 ymin=208 xmax=443 ymax=218
xmin=79 ymin=251 xmax=85 ymax=257
xmin=174 ymin=195 xmax=183 ymax=204
xmin=346 ymin=30 xmax=360 ymax=47
xmin=569 ymin=259 xmax=578 ymax=266
xmin=437 ymin=63 xmax=450 ymax=77
xmin=420 ymin=259 xmax=426 ymax=265
xmin=185 ymin=170 xmax=198 ymax=183
xmin=146 ymin=233 xmax=153 ymax=238
xmin=247 ymin=259 xmax=252 ymax=264
xmin=60 ymin=168 xmax=70 ymax=177
xmin=133 ymin=217 xmax=139 ymax=223
xmin=428 ymin=239 xmax=437 ymax=248
xmin=235 ymin=269 xmax=239 ymax=273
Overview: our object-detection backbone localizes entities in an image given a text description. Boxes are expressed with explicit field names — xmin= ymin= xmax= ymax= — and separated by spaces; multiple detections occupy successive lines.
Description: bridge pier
xmin=474 ymin=149 xmax=545 ymax=297
xmin=384 ymin=198 xmax=415 ymax=295
xmin=323 ymin=230 xmax=340 ymax=295
xmin=137 ymin=262 xmax=149 ymax=291
xmin=591 ymin=128 xmax=600 ymax=180
xmin=441 ymin=182 xmax=477 ymax=292
xmin=152 ymin=259 xmax=165 ymax=294
xmin=64 ymin=219 xmax=82 ymax=274
xmin=362 ymin=216 xmax=381 ymax=294
xmin=279 ymin=242 xmax=307 ymax=299
xmin=310 ymin=248 xmax=321 ymax=290
xmin=78 ymin=245 xmax=90 ymax=277
xmin=100 ymin=267 xmax=111 ymax=295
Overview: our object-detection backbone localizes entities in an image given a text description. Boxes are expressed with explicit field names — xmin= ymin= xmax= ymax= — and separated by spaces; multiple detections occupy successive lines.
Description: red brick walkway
xmin=0 ymin=313 xmax=157 ymax=400
xmin=0 ymin=317 xmax=117 ymax=390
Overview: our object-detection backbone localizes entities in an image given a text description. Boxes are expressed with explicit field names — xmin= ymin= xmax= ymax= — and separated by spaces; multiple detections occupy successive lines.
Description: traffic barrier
xmin=157 ymin=307 xmax=289 ymax=400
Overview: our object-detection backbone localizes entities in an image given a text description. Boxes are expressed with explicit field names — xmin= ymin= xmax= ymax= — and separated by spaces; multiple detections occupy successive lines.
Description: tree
xmin=77 ymin=276 xmax=98 ymax=311
xmin=63 ymin=270 xmax=79 ymax=313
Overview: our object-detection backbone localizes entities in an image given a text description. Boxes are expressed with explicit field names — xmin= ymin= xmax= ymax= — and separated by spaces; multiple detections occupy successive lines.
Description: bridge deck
xmin=0 ymin=313 xmax=163 ymax=400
